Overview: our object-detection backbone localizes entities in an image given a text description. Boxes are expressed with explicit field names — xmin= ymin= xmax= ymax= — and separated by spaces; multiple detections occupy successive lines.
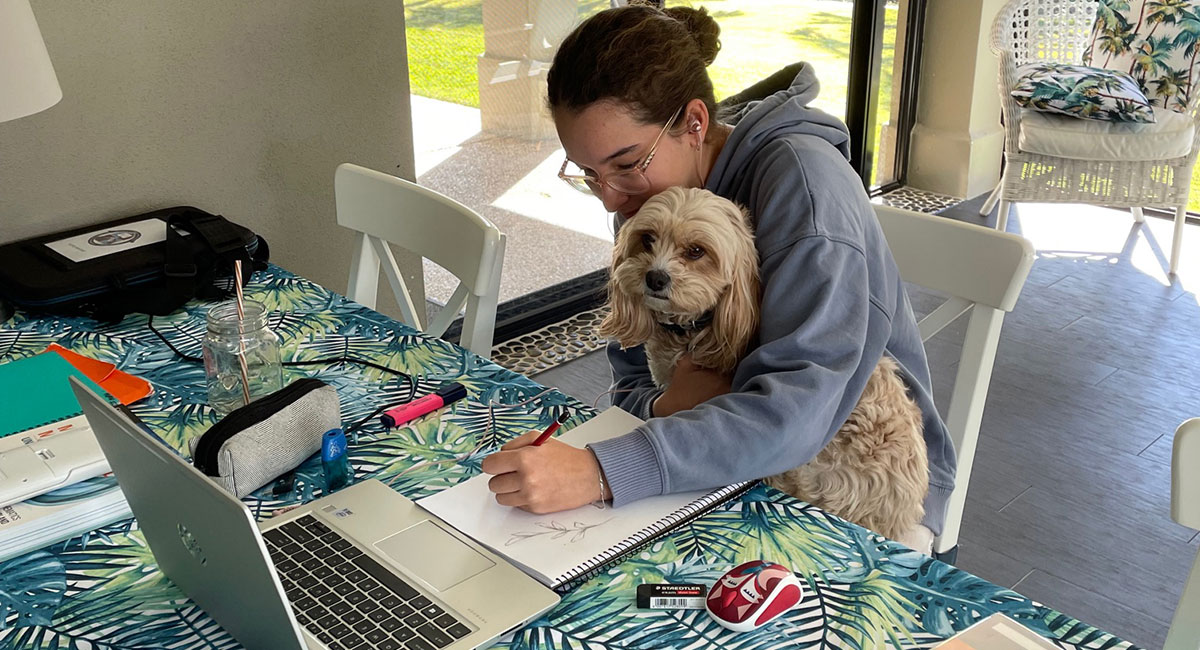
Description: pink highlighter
xmin=379 ymin=383 xmax=467 ymax=429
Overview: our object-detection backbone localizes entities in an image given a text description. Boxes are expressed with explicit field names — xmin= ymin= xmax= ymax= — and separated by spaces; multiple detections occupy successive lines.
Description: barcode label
xmin=648 ymin=597 xmax=705 ymax=610
xmin=636 ymin=583 xmax=706 ymax=609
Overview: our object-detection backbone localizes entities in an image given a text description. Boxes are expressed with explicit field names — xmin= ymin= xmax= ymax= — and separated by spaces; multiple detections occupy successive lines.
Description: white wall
xmin=0 ymin=1 xmax=417 ymax=298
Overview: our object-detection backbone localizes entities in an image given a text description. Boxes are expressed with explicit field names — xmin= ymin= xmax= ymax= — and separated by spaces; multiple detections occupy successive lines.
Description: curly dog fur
xmin=599 ymin=186 xmax=928 ymax=541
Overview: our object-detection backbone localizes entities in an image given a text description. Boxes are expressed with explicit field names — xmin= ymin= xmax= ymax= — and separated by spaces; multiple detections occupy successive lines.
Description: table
xmin=0 ymin=265 xmax=1139 ymax=649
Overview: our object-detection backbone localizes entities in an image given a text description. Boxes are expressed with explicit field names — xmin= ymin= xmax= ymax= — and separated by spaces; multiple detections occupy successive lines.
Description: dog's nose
xmin=645 ymin=269 xmax=671 ymax=293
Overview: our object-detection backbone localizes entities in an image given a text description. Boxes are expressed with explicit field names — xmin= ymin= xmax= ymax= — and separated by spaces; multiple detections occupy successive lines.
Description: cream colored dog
xmin=599 ymin=186 xmax=929 ymax=542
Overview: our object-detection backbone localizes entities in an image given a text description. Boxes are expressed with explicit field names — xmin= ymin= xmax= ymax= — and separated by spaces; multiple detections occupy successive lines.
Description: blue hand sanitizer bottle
xmin=321 ymin=428 xmax=352 ymax=492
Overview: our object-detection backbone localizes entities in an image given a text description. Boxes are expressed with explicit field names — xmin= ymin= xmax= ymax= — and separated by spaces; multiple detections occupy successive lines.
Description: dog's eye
xmin=684 ymin=245 xmax=706 ymax=260
xmin=640 ymin=232 xmax=655 ymax=250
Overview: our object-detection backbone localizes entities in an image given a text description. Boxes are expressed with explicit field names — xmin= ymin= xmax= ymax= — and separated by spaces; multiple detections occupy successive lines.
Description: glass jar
xmin=202 ymin=299 xmax=283 ymax=417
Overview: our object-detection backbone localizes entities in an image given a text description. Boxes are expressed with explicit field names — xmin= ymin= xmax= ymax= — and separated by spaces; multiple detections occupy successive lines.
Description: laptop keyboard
xmin=264 ymin=514 xmax=473 ymax=650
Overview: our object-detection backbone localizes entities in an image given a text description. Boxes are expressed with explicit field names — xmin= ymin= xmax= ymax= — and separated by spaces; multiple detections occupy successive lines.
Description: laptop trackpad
xmin=375 ymin=520 xmax=495 ymax=591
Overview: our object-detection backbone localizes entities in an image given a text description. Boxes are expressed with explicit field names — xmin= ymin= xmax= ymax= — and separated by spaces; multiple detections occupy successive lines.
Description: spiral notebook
xmin=0 ymin=352 xmax=108 ymax=438
xmin=418 ymin=407 xmax=753 ymax=590
xmin=0 ymin=351 xmax=136 ymax=509
xmin=0 ymin=348 xmax=146 ymax=439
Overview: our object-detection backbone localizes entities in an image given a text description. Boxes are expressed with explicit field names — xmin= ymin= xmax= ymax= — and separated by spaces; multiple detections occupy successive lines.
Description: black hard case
xmin=0 ymin=206 xmax=267 ymax=321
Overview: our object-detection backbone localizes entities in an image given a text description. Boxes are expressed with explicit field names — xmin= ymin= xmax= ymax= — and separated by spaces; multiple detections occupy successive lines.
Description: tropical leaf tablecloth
xmin=0 ymin=266 xmax=1138 ymax=649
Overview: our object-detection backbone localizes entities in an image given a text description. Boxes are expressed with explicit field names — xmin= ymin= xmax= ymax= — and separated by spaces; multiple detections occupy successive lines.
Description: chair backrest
xmin=875 ymin=205 xmax=1035 ymax=556
xmin=991 ymin=0 xmax=1100 ymax=69
xmin=1166 ymin=418 xmax=1200 ymax=650
xmin=1174 ymin=418 xmax=1200 ymax=529
xmin=334 ymin=163 xmax=506 ymax=358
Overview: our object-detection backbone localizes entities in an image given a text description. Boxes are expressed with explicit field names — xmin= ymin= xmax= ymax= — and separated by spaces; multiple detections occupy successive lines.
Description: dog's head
xmin=599 ymin=187 xmax=760 ymax=368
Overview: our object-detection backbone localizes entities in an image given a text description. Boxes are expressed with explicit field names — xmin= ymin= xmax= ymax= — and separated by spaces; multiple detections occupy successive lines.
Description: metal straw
xmin=233 ymin=260 xmax=252 ymax=407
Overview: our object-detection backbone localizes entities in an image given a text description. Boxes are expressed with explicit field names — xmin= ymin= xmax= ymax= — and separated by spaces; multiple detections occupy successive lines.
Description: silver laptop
xmin=71 ymin=378 xmax=559 ymax=650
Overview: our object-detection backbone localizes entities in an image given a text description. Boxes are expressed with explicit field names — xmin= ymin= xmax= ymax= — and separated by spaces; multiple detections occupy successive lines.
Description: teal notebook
xmin=0 ymin=352 xmax=111 ymax=438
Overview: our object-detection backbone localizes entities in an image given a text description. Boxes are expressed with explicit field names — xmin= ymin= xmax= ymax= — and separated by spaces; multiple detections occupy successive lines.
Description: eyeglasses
xmin=558 ymin=105 xmax=684 ymax=196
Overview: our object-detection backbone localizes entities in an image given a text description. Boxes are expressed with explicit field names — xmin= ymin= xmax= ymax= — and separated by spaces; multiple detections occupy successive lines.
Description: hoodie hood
xmin=707 ymin=63 xmax=851 ymax=196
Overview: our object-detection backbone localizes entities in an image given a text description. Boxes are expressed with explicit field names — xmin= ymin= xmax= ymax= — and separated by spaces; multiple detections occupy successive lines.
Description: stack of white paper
xmin=0 ymin=475 xmax=131 ymax=561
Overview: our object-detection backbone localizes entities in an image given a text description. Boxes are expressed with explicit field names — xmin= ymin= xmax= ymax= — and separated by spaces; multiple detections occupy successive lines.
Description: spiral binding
xmin=551 ymin=481 xmax=759 ymax=592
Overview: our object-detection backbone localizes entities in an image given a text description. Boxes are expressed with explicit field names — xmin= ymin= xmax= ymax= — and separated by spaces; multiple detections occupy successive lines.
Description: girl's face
xmin=554 ymin=101 xmax=703 ymax=219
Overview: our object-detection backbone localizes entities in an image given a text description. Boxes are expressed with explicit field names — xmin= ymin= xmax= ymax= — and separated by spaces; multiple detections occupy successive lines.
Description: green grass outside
xmin=403 ymin=0 xmax=608 ymax=106
xmin=407 ymin=28 xmax=482 ymax=107
xmin=404 ymin=0 xmax=485 ymax=106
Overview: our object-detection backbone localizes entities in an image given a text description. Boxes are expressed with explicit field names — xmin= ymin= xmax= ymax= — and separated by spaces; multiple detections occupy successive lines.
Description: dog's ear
xmin=610 ymin=217 xmax=640 ymax=269
xmin=598 ymin=273 xmax=656 ymax=348
xmin=598 ymin=224 xmax=657 ymax=348
xmin=707 ymin=203 xmax=760 ymax=372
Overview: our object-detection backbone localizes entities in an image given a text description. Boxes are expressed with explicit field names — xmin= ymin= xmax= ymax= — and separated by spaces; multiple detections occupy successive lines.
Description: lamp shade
xmin=0 ymin=0 xmax=62 ymax=123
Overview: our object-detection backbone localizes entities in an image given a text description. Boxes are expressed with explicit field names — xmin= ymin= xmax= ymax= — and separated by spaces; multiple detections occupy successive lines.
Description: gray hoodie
xmin=588 ymin=64 xmax=957 ymax=535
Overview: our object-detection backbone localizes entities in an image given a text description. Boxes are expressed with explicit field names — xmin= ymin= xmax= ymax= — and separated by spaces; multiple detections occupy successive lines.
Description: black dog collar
xmin=657 ymin=310 xmax=715 ymax=336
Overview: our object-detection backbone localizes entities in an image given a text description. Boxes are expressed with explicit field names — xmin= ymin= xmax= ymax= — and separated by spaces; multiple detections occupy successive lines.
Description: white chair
xmin=1167 ymin=418 xmax=1200 ymax=650
xmin=875 ymin=205 xmax=1035 ymax=560
xmin=983 ymin=0 xmax=1197 ymax=275
xmin=334 ymin=163 xmax=506 ymax=358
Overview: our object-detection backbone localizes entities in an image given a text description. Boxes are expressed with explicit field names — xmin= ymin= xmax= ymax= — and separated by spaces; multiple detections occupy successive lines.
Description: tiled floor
xmin=529 ymin=197 xmax=1200 ymax=650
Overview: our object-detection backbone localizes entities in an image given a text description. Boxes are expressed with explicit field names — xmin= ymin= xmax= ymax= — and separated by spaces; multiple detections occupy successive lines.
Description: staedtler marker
xmin=380 ymin=383 xmax=468 ymax=429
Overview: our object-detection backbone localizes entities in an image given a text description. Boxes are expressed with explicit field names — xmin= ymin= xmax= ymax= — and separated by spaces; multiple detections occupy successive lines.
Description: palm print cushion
xmin=1011 ymin=62 xmax=1156 ymax=122
xmin=1083 ymin=0 xmax=1200 ymax=113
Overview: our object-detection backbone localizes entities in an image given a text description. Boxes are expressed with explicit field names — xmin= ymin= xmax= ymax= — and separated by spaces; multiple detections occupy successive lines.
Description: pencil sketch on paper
xmin=505 ymin=518 xmax=613 ymax=547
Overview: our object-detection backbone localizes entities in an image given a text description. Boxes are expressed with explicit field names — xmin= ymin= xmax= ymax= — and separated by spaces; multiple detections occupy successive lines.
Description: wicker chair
xmin=981 ymin=0 xmax=1198 ymax=275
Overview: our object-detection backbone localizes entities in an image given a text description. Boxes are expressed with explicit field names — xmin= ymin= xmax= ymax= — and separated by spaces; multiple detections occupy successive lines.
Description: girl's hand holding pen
xmin=481 ymin=414 xmax=613 ymax=514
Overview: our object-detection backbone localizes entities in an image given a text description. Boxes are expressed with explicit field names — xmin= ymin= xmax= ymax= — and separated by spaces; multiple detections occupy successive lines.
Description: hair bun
xmin=663 ymin=6 xmax=721 ymax=66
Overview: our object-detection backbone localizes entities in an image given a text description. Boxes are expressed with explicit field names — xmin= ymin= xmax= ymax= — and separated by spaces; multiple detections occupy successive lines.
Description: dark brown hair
xmin=546 ymin=3 xmax=721 ymax=131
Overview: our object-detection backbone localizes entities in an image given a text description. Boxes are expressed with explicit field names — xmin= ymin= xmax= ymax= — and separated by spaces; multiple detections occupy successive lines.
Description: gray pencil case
xmin=189 ymin=378 xmax=340 ymax=498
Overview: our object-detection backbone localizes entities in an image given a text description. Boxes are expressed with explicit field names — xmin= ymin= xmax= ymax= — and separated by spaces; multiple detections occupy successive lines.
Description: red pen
xmin=531 ymin=412 xmax=570 ymax=446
